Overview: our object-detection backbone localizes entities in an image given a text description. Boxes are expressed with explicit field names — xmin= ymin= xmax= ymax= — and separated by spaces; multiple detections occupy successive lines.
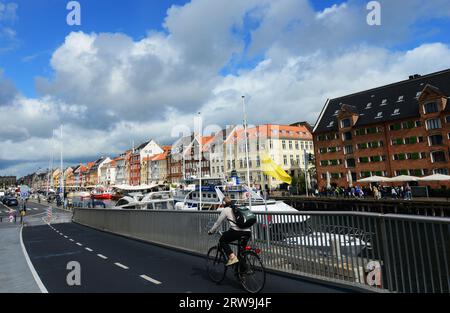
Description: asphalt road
xmin=0 ymin=201 xmax=49 ymax=222
xmin=22 ymin=222 xmax=353 ymax=293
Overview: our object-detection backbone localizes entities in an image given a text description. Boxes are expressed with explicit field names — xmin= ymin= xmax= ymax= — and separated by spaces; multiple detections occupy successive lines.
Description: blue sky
xmin=1 ymin=0 xmax=450 ymax=177
xmin=1 ymin=0 xmax=191 ymax=97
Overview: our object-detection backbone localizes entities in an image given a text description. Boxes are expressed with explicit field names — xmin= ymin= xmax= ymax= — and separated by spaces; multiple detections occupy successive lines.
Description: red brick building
xmin=128 ymin=152 xmax=141 ymax=186
xmin=313 ymin=69 xmax=450 ymax=189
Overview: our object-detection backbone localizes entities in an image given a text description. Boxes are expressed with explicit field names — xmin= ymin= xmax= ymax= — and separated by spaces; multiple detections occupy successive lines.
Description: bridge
xmin=1 ymin=200 xmax=449 ymax=293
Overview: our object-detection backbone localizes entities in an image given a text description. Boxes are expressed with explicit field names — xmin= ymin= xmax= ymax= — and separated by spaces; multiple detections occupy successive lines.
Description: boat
xmin=114 ymin=191 xmax=174 ymax=210
xmin=173 ymin=177 xmax=301 ymax=212
xmin=91 ymin=185 xmax=113 ymax=200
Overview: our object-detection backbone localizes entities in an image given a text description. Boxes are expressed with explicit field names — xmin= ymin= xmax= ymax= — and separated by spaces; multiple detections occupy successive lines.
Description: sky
xmin=1 ymin=0 xmax=450 ymax=177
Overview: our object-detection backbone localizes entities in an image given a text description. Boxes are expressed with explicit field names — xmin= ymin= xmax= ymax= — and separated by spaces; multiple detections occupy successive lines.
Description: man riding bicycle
xmin=208 ymin=197 xmax=251 ymax=266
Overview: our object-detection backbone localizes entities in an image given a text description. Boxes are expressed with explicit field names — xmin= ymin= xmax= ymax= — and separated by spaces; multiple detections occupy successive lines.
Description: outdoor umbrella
xmin=389 ymin=175 xmax=420 ymax=182
xmin=419 ymin=174 xmax=450 ymax=181
xmin=358 ymin=176 xmax=391 ymax=183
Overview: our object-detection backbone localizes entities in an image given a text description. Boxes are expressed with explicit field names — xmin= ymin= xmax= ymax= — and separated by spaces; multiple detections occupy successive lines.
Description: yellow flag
xmin=261 ymin=153 xmax=292 ymax=185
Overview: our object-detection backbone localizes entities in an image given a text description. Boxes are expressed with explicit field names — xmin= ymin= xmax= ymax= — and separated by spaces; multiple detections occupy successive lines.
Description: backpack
xmin=230 ymin=206 xmax=257 ymax=229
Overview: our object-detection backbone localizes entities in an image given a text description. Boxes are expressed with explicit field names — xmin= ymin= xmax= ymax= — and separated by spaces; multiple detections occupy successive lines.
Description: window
xmin=375 ymin=112 xmax=383 ymax=119
xmin=392 ymin=109 xmax=400 ymax=116
xmin=357 ymin=143 xmax=368 ymax=149
xmin=431 ymin=151 xmax=446 ymax=163
xmin=405 ymin=137 xmax=418 ymax=145
xmin=359 ymin=157 xmax=369 ymax=164
xmin=344 ymin=145 xmax=353 ymax=154
xmin=426 ymin=118 xmax=442 ymax=130
xmin=345 ymin=158 xmax=355 ymax=168
xmin=282 ymin=141 xmax=286 ymax=149
xmin=397 ymin=96 xmax=404 ymax=102
xmin=429 ymin=135 xmax=443 ymax=146
xmin=392 ymin=138 xmax=404 ymax=146
xmin=381 ymin=99 xmax=388 ymax=106
xmin=424 ymin=101 xmax=438 ymax=114
xmin=327 ymin=121 xmax=335 ymax=128
xmin=343 ymin=132 xmax=352 ymax=141
xmin=295 ymin=142 xmax=299 ymax=150
xmin=390 ymin=123 xmax=401 ymax=131
xmin=370 ymin=156 xmax=382 ymax=162
xmin=367 ymin=127 xmax=377 ymax=134
xmin=434 ymin=168 xmax=449 ymax=175
xmin=321 ymin=160 xmax=328 ymax=167
xmin=402 ymin=120 xmax=415 ymax=129
xmin=365 ymin=103 xmax=372 ymax=109
xmin=319 ymin=148 xmax=327 ymax=154
xmin=341 ymin=118 xmax=351 ymax=128
xmin=328 ymin=147 xmax=337 ymax=153
xmin=289 ymin=141 xmax=293 ymax=150
xmin=283 ymin=155 xmax=288 ymax=165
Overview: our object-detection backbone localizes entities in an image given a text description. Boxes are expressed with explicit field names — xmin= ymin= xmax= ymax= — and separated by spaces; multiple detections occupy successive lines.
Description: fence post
xmin=379 ymin=216 xmax=394 ymax=291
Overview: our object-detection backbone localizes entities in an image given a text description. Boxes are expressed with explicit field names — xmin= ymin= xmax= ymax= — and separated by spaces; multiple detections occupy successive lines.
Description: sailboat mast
xmin=242 ymin=96 xmax=252 ymax=209
xmin=198 ymin=112 xmax=202 ymax=210
xmin=60 ymin=125 xmax=64 ymax=204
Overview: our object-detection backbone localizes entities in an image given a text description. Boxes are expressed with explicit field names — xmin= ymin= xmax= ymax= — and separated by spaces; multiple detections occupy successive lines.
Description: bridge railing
xmin=72 ymin=208 xmax=450 ymax=293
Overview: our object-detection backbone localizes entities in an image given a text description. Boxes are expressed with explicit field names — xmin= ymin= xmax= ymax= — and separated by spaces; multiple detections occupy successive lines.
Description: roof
xmin=224 ymin=124 xmax=312 ymax=144
xmin=314 ymin=69 xmax=450 ymax=134
xmin=151 ymin=150 xmax=169 ymax=161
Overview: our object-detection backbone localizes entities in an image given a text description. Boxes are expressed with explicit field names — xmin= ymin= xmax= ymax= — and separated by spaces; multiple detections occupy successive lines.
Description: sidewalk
xmin=0 ymin=224 xmax=41 ymax=293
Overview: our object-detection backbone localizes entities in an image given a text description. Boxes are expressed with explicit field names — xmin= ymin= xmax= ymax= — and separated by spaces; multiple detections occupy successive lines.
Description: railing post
xmin=379 ymin=216 xmax=394 ymax=291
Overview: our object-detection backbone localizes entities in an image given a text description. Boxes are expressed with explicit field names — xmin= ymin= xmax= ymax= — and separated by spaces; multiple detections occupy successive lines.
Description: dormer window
xmin=365 ymin=103 xmax=372 ymax=109
xmin=392 ymin=109 xmax=400 ymax=116
xmin=381 ymin=99 xmax=388 ymax=106
xmin=397 ymin=96 xmax=404 ymax=102
xmin=333 ymin=110 xmax=339 ymax=116
xmin=416 ymin=92 xmax=422 ymax=99
xmin=375 ymin=112 xmax=383 ymax=119
xmin=424 ymin=101 xmax=438 ymax=114
xmin=327 ymin=121 xmax=335 ymax=128
xmin=340 ymin=118 xmax=351 ymax=128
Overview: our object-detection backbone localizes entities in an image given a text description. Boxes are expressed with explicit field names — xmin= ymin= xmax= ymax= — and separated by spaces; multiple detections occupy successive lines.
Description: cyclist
xmin=208 ymin=196 xmax=251 ymax=266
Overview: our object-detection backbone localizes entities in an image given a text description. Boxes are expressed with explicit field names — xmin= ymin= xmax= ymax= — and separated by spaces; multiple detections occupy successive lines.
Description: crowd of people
xmin=314 ymin=184 xmax=413 ymax=200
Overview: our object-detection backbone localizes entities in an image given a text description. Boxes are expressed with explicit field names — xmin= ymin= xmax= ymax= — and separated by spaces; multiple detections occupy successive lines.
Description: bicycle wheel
xmin=206 ymin=246 xmax=227 ymax=284
xmin=238 ymin=251 xmax=266 ymax=293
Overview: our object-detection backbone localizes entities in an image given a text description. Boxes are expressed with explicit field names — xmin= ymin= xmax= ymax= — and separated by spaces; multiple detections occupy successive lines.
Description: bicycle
xmin=206 ymin=230 xmax=266 ymax=293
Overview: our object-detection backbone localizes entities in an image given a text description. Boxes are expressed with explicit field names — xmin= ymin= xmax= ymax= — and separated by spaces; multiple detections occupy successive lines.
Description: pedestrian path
xmin=0 ymin=225 xmax=41 ymax=293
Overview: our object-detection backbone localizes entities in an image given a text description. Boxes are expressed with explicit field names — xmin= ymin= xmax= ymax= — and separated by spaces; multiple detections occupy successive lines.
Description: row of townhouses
xmin=25 ymin=123 xmax=315 ymax=191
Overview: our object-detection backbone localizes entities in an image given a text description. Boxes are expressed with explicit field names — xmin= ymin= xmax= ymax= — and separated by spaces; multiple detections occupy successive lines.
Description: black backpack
xmin=230 ymin=205 xmax=257 ymax=228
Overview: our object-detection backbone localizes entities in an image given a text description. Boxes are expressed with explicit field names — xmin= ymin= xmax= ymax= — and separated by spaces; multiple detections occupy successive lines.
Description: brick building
xmin=313 ymin=69 xmax=450 ymax=189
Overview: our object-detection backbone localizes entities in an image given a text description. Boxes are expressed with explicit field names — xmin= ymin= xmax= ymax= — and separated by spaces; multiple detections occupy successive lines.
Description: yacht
xmin=172 ymin=177 xmax=307 ymax=219
xmin=114 ymin=191 xmax=175 ymax=210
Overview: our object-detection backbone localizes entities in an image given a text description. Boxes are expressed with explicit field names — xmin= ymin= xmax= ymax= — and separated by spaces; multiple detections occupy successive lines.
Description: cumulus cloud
xmin=2 ymin=0 xmax=450 ymax=176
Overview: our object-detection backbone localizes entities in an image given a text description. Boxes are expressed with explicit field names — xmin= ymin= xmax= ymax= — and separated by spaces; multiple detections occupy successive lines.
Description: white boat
xmin=172 ymin=177 xmax=308 ymax=223
xmin=283 ymin=232 xmax=371 ymax=258
xmin=114 ymin=191 xmax=175 ymax=210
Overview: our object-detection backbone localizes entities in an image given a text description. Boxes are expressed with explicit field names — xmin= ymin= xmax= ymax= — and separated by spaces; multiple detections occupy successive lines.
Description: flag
xmin=261 ymin=153 xmax=292 ymax=185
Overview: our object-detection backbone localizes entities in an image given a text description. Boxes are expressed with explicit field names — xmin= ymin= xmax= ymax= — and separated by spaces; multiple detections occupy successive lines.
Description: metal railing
xmin=73 ymin=208 xmax=450 ymax=293
xmin=273 ymin=196 xmax=450 ymax=217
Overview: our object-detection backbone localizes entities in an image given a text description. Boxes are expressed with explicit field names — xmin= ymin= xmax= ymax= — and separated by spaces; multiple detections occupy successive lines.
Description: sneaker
xmin=226 ymin=256 xmax=239 ymax=266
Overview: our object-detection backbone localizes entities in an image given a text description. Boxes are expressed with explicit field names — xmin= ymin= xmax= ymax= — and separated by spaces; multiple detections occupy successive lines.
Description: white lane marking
xmin=97 ymin=254 xmax=108 ymax=260
xmin=140 ymin=275 xmax=162 ymax=285
xmin=76 ymin=243 xmax=83 ymax=246
xmin=85 ymin=247 xmax=93 ymax=252
xmin=114 ymin=263 xmax=129 ymax=270
xmin=20 ymin=226 xmax=48 ymax=293
xmin=69 ymin=239 xmax=74 ymax=242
